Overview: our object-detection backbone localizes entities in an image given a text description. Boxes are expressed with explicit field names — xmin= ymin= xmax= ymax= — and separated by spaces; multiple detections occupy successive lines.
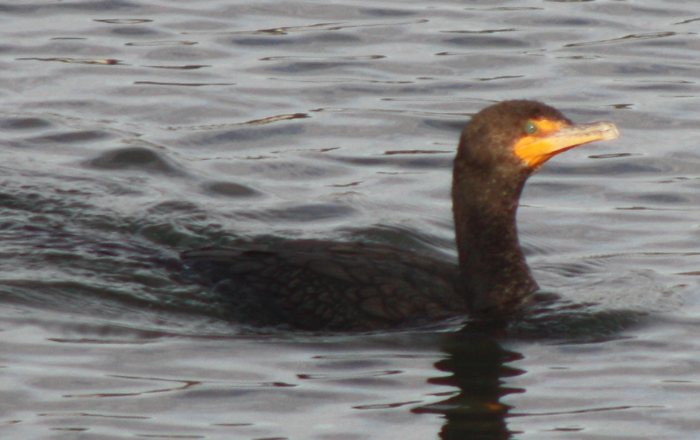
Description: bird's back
xmin=182 ymin=240 xmax=464 ymax=331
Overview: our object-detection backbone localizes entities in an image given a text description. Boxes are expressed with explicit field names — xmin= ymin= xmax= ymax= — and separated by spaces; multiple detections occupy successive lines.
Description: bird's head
xmin=458 ymin=100 xmax=619 ymax=173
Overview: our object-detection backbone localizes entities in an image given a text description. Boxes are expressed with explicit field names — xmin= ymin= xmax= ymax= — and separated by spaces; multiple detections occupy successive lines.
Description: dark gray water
xmin=2 ymin=1 xmax=700 ymax=438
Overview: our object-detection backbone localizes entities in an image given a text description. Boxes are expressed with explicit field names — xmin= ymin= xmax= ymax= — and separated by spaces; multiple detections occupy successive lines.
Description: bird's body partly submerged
xmin=182 ymin=100 xmax=619 ymax=331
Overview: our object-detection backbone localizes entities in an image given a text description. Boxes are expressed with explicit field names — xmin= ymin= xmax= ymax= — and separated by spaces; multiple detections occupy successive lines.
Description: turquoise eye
xmin=524 ymin=121 xmax=537 ymax=134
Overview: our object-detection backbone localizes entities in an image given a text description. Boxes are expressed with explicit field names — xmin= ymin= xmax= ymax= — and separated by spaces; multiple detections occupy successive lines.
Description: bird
xmin=181 ymin=100 xmax=619 ymax=331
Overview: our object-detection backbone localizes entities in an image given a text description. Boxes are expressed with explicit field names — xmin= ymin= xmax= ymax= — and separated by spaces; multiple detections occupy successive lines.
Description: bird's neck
xmin=452 ymin=164 xmax=538 ymax=314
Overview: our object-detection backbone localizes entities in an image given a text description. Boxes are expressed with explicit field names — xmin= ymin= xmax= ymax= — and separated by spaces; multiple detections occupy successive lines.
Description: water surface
xmin=1 ymin=1 xmax=700 ymax=438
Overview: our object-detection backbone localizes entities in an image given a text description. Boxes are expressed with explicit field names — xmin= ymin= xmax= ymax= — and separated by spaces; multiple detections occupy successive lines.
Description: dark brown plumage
xmin=182 ymin=100 xmax=619 ymax=331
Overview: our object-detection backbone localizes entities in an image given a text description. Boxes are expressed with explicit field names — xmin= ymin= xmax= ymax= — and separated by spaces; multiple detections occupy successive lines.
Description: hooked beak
xmin=514 ymin=121 xmax=619 ymax=168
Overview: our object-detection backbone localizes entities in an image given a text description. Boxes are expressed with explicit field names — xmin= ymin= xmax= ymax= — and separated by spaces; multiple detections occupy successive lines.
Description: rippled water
xmin=2 ymin=1 xmax=700 ymax=438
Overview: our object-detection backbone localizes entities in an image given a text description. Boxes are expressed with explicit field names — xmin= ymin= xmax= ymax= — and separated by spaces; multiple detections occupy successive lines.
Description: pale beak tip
xmin=599 ymin=122 xmax=620 ymax=141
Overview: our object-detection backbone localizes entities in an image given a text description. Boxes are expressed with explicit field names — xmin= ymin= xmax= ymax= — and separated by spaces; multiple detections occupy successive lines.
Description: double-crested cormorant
xmin=182 ymin=100 xmax=619 ymax=331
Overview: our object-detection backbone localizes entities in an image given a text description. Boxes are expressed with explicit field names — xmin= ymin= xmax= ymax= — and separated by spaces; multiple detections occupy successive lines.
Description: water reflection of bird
xmin=182 ymin=100 xmax=619 ymax=331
